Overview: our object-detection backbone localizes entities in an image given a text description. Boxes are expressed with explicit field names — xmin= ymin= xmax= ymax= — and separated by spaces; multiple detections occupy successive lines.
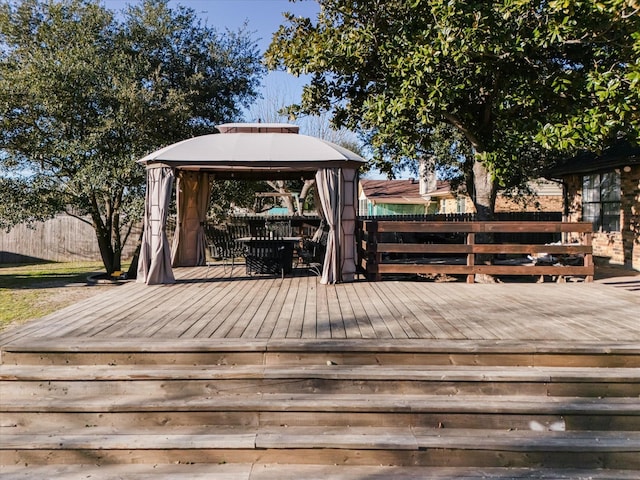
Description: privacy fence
xmin=0 ymin=215 xmax=141 ymax=264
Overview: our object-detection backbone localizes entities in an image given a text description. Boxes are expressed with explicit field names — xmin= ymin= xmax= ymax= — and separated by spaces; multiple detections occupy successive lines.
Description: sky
xmin=102 ymin=0 xmax=390 ymax=178
xmin=103 ymin=0 xmax=320 ymax=116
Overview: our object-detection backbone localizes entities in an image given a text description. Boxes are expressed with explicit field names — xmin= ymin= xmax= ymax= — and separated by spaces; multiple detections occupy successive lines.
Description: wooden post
xmin=355 ymin=220 xmax=362 ymax=280
xmin=584 ymin=230 xmax=593 ymax=283
xmin=466 ymin=232 xmax=475 ymax=284
xmin=371 ymin=221 xmax=382 ymax=281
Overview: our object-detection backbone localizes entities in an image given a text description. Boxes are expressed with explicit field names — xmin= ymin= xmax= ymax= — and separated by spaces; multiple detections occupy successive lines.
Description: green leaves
xmin=267 ymin=0 xmax=640 ymax=210
xmin=1 ymin=0 xmax=264 ymax=272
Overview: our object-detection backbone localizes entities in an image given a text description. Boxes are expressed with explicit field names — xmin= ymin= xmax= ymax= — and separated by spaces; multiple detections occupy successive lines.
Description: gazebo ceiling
xmin=138 ymin=123 xmax=365 ymax=180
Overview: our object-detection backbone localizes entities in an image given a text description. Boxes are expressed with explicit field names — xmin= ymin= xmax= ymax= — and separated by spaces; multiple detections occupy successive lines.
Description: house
xmin=546 ymin=141 xmax=640 ymax=270
xmin=426 ymin=179 xmax=563 ymax=215
xmin=359 ymin=178 xmax=562 ymax=216
xmin=359 ymin=178 xmax=433 ymax=216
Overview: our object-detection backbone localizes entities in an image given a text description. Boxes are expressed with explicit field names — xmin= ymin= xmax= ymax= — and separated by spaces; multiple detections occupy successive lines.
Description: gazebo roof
xmin=138 ymin=123 xmax=365 ymax=180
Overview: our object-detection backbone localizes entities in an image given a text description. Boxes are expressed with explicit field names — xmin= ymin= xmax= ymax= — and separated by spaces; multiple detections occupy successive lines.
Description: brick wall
xmin=591 ymin=231 xmax=625 ymax=265
xmin=621 ymin=165 xmax=640 ymax=270
xmin=439 ymin=194 xmax=562 ymax=214
xmin=564 ymin=166 xmax=639 ymax=270
xmin=495 ymin=195 xmax=563 ymax=213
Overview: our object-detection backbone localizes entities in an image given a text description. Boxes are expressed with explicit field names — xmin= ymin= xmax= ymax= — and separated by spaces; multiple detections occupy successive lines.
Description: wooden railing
xmin=357 ymin=220 xmax=594 ymax=283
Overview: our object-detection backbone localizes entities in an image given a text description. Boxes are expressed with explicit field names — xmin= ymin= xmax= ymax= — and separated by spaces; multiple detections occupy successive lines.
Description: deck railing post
xmin=356 ymin=220 xmax=362 ymax=279
xmin=466 ymin=232 xmax=475 ymax=284
xmin=584 ymin=229 xmax=594 ymax=283
xmin=370 ymin=220 xmax=382 ymax=281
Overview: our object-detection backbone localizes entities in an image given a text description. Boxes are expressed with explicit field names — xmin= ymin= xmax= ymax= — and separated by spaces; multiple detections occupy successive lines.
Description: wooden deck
xmin=2 ymin=264 xmax=640 ymax=478
xmin=2 ymin=264 xmax=639 ymax=346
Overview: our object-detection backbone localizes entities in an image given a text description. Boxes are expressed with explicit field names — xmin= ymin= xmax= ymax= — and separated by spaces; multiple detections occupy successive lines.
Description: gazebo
xmin=135 ymin=123 xmax=365 ymax=286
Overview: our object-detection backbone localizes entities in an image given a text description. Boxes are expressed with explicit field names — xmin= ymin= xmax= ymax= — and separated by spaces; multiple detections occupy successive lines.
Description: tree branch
xmin=443 ymin=113 xmax=483 ymax=151
xmin=64 ymin=209 xmax=92 ymax=226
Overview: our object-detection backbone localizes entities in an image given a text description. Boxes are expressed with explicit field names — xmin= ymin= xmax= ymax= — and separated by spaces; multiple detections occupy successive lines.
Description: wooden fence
xmin=0 ymin=215 xmax=141 ymax=264
xmin=357 ymin=220 xmax=594 ymax=283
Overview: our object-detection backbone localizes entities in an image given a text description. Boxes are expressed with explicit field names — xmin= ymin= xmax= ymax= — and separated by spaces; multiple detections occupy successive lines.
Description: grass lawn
xmin=0 ymin=262 xmax=121 ymax=332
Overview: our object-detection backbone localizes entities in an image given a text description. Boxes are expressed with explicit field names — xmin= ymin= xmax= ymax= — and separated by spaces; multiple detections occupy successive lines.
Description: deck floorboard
xmin=2 ymin=265 xmax=639 ymax=346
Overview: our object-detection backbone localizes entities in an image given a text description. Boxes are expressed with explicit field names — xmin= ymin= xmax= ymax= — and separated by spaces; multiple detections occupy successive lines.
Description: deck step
xmin=3 ymin=364 xmax=638 ymax=397
xmin=3 ymin=338 xmax=640 ymax=367
xmin=1 ymin=340 xmax=638 ymax=476
xmin=3 ymin=393 xmax=639 ymax=432
xmin=3 ymin=392 xmax=639 ymax=415
xmin=3 ymin=464 xmax=640 ymax=480
xmin=4 ymin=426 xmax=639 ymax=450
xmin=2 ymin=427 xmax=639 ymax=468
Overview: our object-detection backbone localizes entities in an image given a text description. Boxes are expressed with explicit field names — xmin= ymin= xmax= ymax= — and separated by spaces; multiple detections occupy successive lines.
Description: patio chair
xmin=207 ymin=230 xmax=246 ymax=276
xmin=298 ymin=224 xmax=329 ymax=276
xmin=244 ymin=233 xmax=292 ymax=279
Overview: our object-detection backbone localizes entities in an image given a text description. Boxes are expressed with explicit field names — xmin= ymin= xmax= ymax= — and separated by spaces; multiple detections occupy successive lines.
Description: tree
xmin=265 ymin=0 xmax=640 ymax=218
xmin=0 ymin=0 xmax=263 ymax=273
xmin=208 ymin=180 xmax=264 ymax=222
xmin=248 ymin=84 xmax=363 ymax=215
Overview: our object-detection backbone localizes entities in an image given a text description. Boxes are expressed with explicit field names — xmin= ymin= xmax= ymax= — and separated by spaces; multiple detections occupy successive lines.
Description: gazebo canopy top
xmin=138 ymin=123 xmax=365 ymax=180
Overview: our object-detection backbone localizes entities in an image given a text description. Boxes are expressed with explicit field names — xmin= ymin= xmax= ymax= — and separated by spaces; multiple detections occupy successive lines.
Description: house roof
xmin=361 ymin=178 xmax=561 ymax=203
xmin=425 ymin=180 xmax=456 ymax=198
xmin=360 ymin=179 xmax=451 ymax=204
xmin=546 ymin=141 xmax=640 ymax=177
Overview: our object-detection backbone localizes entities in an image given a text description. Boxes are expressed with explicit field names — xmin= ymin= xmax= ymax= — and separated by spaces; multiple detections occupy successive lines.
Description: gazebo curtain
xmin=171 ymin=171 xmax=211 ymax=267
xmin=136 ymin=167 xmax=176 ymax=285
xmin=138 ymin=165 xmax=358 ymax=285
xmin=315 ymin=167 xmax=358 ymax=284
xmin=340 ymin=168 xmax=358 ymax=283
xmin=316 ymin=168 xmax=340 ymax=284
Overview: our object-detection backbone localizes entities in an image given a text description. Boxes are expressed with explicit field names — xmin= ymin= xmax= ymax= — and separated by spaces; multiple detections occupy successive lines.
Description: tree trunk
xmin=111 ymin=210 xmax=123 ymax=272
xmin=471 ymin=160 xmax=496 ymax=221
xmin=91 ymin=203 xmax=121 ymax=275
xmin=267 ymin=180 xmax=296 ymax=214
xmin=471 ymin=159 xmax=498 ymax=283
xmin=296 ymin=179 xmax=315 ymax=215
xmin=418 ymin=155 xmax=437 ymax=198
xmin=94 ymin=221 xmax=116 ymax=274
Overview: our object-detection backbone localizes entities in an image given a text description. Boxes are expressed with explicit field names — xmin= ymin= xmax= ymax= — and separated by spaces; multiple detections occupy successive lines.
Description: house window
xmin=359 ymin=198 xmax=369 ymax=216
xmin=456 ymin=197 xmax=466 ymax=214
xmin=582 ymin=171 xmax=620 ymax=231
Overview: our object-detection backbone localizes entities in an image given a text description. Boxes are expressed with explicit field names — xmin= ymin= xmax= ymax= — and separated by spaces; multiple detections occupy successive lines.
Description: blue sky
xmin=103 ymin=0 xmax=319 ymax=107
xmin=103 ymin=0 xmax=318 ymax=52
xmin=102 ymin=1 xmax=391 ymax=177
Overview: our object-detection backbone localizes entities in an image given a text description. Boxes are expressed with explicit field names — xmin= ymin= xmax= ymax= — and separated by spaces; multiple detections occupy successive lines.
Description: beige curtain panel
xmin=315 ymin=167 xmax=359 ymax=284
xmin=137 ymin=167 xmax=176 ymax=285
xmin=340 ymin=168 xmax=358 ymax=283
xmin=316 ymin=168 xmax=340 ymax=284
xmin=171 ymin=171 xmax=212 ymax=267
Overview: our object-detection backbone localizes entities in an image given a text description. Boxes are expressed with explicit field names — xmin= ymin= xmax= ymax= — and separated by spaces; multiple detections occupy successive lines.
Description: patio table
xmin=237 ymin=237 xmax=301 ymax=276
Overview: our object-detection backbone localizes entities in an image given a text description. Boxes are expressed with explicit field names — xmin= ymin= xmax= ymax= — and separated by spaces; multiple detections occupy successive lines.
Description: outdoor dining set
xmin=206 ymin=221 xmax=327 ymax=278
